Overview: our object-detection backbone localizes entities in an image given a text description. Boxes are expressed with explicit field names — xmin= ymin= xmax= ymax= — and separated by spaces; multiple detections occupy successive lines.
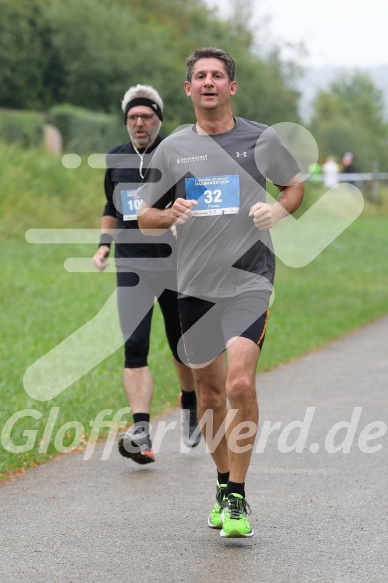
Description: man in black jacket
xmin=93 ymin=84 xmax=200 ymax=465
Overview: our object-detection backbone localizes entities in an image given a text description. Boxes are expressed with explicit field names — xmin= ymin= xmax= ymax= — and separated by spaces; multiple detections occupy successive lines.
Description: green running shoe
xmin=207 ymin=482 xmax=227 ymax=529
xmin=220 ymin=493 xmax=254 ymax=538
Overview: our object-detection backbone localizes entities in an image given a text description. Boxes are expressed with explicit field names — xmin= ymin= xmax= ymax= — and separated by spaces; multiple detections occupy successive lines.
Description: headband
xmin=124 ymin=97 xmax=163 ymax=121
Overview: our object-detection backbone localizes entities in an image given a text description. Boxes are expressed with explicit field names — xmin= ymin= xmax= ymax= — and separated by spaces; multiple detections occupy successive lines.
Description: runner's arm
xmin=93 ymin=215 xmax=117 ymax=271
xmin=138 ymin=198 xmax=197 ymax=234
xmin=249 ymin=175 xmax=304 ymax=230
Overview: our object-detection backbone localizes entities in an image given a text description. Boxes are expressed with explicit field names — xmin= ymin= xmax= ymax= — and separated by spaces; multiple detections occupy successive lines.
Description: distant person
xmin=342 ymin=152 xmax=357 ymax=185
xmin=322 ymin=156 xmax=340 ymax=188
xmin=342 ymin=152 xmax=356 ymax=173
xmin=93 ymin=84 xmax=200 ymax=466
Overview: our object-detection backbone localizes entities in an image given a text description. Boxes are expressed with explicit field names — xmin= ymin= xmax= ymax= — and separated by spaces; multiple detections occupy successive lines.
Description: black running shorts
xmin=177 ymin=292 xmax=270 ymax=365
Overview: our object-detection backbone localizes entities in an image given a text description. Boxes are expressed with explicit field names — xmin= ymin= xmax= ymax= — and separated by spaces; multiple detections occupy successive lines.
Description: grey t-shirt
xmin=139 ymin=117 xmax=300 ymax=298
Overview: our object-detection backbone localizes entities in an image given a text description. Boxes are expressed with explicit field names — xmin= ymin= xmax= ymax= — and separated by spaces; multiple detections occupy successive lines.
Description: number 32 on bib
xmin=185 ymin=175 xmax=240 ymax=216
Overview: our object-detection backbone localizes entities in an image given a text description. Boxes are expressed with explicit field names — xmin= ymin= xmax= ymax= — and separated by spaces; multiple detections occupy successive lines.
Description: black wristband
xmin=98 ymin=233 xmax=113 ymax=248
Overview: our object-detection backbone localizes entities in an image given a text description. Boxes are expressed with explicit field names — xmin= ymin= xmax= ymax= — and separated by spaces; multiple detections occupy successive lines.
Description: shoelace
xmin=130 ymin=427 xmax=152 ymax=449
xmin=227 ymin=496 xmax=251 ymax=520
xmin=216 ymin=486 xmax=226 ymax=506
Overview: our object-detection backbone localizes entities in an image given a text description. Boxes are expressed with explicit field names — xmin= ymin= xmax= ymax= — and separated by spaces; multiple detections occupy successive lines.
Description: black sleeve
xmin=102 ymin=167 xmax=117 ymax=217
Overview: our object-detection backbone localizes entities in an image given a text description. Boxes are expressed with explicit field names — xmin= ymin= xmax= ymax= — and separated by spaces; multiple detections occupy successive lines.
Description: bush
xmin=49 ymin=104 xmax=125 ymax=154
xmin=0 ymin=108 xmax=45 ymax=148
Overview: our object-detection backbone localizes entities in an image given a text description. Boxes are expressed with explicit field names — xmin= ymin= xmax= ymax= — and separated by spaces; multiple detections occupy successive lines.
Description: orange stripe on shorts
xmin=256 ymin=308 xmax=269 ymax=346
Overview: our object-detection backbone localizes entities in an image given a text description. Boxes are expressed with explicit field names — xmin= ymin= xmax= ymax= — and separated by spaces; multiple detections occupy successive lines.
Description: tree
xmin=0 ymin=0 xmax=63 ymax=109
xmin=310 ymin=72 xmax=388 ymax=171
xmin=0 ymin=0 xmax=302 ymax=131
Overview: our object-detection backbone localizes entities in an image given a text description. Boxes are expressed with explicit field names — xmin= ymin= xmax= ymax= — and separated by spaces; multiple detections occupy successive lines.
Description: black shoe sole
xmin=118 ymin=436 xmax=155 ymax=465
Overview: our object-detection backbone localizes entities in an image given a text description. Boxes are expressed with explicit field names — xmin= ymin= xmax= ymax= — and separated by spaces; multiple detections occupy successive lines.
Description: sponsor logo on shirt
xmin=176 ymin=155 xmax=208 ymax=164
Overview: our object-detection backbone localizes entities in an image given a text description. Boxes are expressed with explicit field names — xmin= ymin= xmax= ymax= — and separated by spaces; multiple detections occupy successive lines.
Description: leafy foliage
xmin=310 ymin=72 xmax=388 ymax=171
xmin=49 ymin=104 xmax=125 ymax=153
xmin=0 ymin=0 xmax=301 ymax=129
xmin=0 ymin=0 xmax=65 ymax=109
xmin=0 ymin=108 xmax=45 ymax=148
xmin=3 ymin=0 xmax=387 ymax=171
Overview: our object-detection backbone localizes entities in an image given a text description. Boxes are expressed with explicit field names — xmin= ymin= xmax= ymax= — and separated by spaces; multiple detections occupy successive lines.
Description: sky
xmin=208 ymin=0 xmax=388 ymax=70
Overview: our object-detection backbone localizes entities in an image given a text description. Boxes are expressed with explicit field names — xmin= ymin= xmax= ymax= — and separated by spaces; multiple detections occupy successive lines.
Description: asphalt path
xmin=0 ymin=316 xmax=387 ymax=582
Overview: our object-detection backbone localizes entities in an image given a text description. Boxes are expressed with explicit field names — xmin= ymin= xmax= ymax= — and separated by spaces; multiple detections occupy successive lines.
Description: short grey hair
xmin=186 ymin=47 xmax=236 ymax=82
xmin=121 ymin=84 xmax=164 ymax=114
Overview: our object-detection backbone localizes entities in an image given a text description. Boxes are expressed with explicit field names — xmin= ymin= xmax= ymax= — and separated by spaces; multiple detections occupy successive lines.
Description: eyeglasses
xmin=126 ymin=113 xmax=156 ymax=122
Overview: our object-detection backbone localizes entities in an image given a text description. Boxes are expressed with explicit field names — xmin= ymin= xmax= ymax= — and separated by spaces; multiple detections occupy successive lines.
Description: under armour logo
xmin=236 ymin=151 xmax=247 ymax=158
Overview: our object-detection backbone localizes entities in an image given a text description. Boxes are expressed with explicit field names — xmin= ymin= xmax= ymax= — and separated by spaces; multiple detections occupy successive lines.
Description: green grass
xmin=260 ymin=214 xmax=388 ymax=370
xmin=1 ymin=240 xmax=183 ymax=478
xmin=1 ymin=142 xmax=388 ymax=479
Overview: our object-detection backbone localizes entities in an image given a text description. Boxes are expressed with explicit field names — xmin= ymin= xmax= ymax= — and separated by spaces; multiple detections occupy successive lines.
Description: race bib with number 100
xmin=185 ymin=175 xmax=240 ymax=216
xmin=120 ymin=189 xmax=143 ymax=221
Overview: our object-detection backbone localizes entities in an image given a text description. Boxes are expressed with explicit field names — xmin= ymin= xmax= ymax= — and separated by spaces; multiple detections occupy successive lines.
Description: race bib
xmin=120 ymin=189 xmax=143 ymax=221
xmin=185 ymin=175 xmax=240 ymax=216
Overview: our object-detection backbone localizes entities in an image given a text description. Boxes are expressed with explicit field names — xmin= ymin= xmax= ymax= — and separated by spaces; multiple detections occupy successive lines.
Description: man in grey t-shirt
xmin=138 ymin=47 xmax=304 ymax=538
